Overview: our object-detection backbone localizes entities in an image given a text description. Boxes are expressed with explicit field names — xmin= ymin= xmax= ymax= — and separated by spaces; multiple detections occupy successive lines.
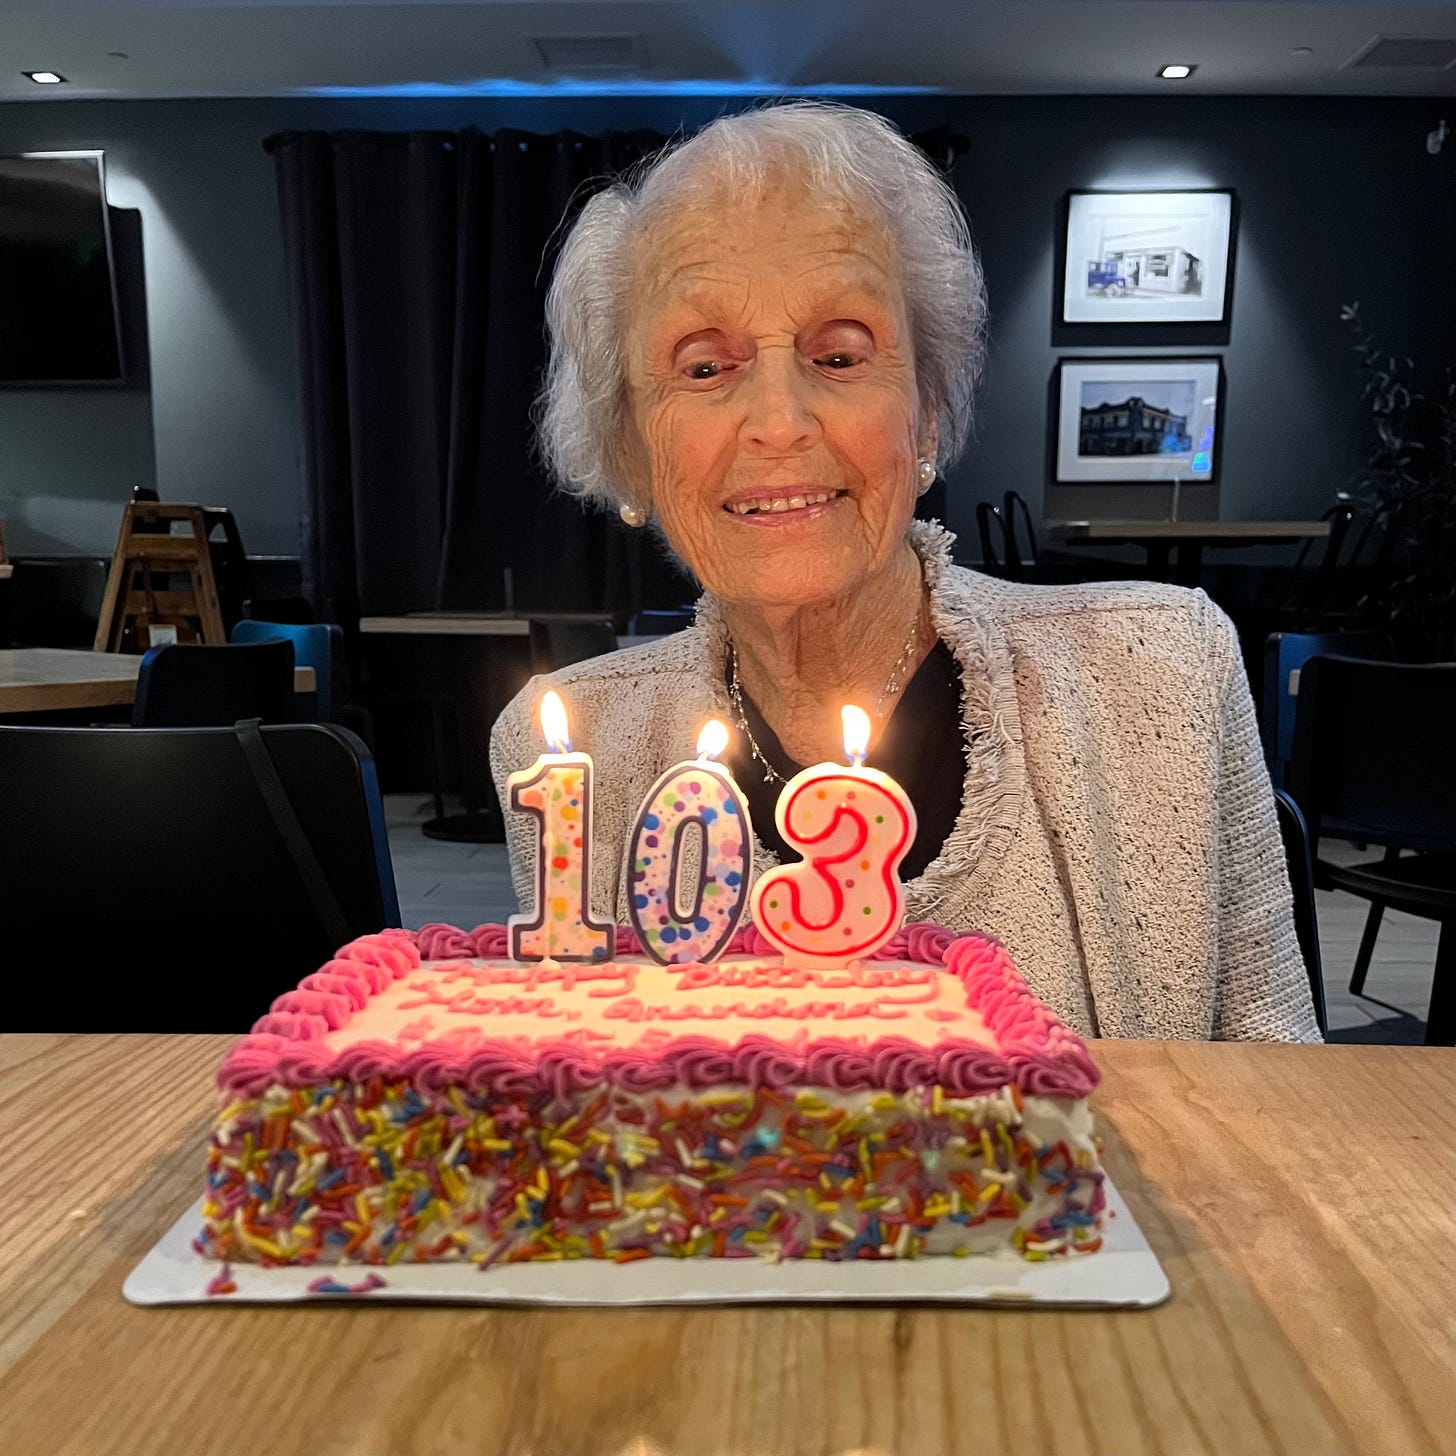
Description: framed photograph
xmin=1062 ymin=190 xmax=1234 ymax=325
xmin=1054 ymin=357 xmax=1223 ymax=484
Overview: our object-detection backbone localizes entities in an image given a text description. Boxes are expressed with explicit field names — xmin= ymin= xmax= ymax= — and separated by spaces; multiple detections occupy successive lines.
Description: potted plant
xmin=1342 ymin=302 xmax=1456 ymax=660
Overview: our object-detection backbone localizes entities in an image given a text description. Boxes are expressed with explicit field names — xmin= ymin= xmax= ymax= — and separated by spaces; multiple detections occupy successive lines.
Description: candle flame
xmin=540 ymin=689 xmax=571 ymax=753
xmin=841 ymin=704 xmax=871 ymax=765
xmin=696 ymin=718 xmax=730 ymax=761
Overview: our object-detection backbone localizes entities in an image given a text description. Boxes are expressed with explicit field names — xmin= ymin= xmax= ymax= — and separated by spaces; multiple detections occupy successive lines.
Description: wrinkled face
xmin=623 ymin=174 xmax=934 ymax=608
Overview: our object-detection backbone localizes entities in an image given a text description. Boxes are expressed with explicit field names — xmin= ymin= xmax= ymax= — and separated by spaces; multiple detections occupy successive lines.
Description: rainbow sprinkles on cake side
xmin=198 ymin=921 xmax=1105 ymax=1268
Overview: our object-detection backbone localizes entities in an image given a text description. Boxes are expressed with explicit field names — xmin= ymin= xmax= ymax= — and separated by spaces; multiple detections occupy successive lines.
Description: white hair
xmin=535 ymin=99 xmax=988 ymax=511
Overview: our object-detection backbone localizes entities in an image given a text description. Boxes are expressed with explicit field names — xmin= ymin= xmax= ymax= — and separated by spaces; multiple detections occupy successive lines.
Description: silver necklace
xmin=726 ymin=600 xmax=928 ymax=786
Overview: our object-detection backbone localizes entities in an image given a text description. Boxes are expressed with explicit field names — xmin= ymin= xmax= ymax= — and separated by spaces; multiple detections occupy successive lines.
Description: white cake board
xmin=124 ymin=1175 xmax=1167 ymax=1310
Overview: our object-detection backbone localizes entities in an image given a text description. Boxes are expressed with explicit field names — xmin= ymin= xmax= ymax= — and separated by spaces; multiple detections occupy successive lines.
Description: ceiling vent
xmin=533 ymin=34 xmax=648 ymax=72
xmin=1347 ymin=36 xmax=1456 ymax=70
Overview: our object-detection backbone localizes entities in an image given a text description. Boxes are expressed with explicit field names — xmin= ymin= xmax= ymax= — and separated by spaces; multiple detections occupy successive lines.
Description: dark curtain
xmin=265 ymin=123 xmax=967 ymax=624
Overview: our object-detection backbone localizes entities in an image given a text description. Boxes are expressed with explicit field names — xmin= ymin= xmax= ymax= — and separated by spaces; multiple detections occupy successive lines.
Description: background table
xmin=0 ymin=1037 xmax=1449 ymax=1455
xmin=1049 ymin=520 xmax=1332 ymax=586
xmin=357 ymin=612 xmax=634 ymax=843
xmin=0 ymin=647 xmax=315 ymax=715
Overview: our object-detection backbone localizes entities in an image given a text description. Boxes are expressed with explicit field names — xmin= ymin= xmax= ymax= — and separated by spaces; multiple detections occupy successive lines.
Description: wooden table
xmin=358 ymin=610 xmax=632 ymax=637
xmin=0 ymin=648 xmax=315 ymax=714
xmin=1050 ymin=520 xmax=1332 ymax=586
xmin=0 ymin=1038 xmax=1449 ymax=1455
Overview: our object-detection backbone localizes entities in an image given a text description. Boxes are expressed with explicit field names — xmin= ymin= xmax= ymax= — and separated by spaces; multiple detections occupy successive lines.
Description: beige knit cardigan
xmin=489 ymin=522 xmax=1322 ymax=1044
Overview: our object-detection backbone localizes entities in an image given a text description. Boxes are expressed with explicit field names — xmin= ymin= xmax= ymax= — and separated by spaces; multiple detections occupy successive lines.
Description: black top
xmin=723 ymin=639 xmax=966 ymax=881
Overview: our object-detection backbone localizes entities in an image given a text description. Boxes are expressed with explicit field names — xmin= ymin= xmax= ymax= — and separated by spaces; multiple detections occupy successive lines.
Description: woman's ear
xmin=612 ymin=407 xmax=655 ymax=519
xmin=919 ymin=414 xmax=939 ymax=468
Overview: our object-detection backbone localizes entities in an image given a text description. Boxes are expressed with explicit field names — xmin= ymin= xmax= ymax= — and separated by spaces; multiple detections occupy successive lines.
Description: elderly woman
xmin=490 ymin=101 xmax=1320 ymax=1043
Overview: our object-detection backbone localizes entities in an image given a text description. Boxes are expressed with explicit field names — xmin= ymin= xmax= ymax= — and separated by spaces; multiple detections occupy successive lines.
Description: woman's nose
xmin=739 ymin=347 xmax=819 ymax=455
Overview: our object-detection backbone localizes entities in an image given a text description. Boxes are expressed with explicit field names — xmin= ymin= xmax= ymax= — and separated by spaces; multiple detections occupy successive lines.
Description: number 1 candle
xmin=627 ymin=719 xmax=753 ymax=965
xmin=506 ymin=689 xmax=615 ymax=963
xmin=750 ymin=704 xmax=916 ymax=967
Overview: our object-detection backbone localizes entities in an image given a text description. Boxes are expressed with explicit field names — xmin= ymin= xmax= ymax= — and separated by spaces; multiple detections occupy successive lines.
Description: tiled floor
xmin=384 ymin=795 xmax=1439 ymax=1045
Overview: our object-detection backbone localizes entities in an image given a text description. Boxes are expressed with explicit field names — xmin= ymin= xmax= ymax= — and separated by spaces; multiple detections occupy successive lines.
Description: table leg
xmin=421 ymin=635 xmax=530 ymax=845
xmin=1173 ymin=543 xmax=1205 ymax=588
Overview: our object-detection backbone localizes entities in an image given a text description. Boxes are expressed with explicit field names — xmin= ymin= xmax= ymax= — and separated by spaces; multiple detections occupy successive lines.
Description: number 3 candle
xmin=506 ymin=689 xmax=615 ymax=963
xmin=750 ymin=704 xmax=917 ymax=967
xmin=627 ymin=719 xmax=754 ymax=965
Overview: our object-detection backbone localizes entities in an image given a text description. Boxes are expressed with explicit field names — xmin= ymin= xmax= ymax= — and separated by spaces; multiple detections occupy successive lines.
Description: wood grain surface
xmin=0 ymin=1036 xmax=1450 ymax=1456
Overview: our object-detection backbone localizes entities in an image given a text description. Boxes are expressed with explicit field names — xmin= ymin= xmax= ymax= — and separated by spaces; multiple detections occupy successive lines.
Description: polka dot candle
xmin=506 ymin=690 xmax=616 ymax=963
xmin=627 ymin=719 xmax=754 ymax=965
xmin=750 ymin=704 xmax=917 ymax=968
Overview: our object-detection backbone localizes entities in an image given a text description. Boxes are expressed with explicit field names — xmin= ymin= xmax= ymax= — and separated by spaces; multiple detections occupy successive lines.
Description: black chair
xmin=1002 ymin=490 xmax=1040 ymax=576
xmin=975 ymin=502 xmax=1006 ymax=576
xmin=1269 ymin=500 xmax=1357 ymax=615
xmin=1288 ymin=656 xmax=1456 ymax=1044
xmin=131 ymin=639 xmax=296 ymax=727
xmin=1261 ymin=629 xmax=1395 ymax=787
xmin=1273 ymin=786 xmax=1329 ymax=1036
xmin=528 ymin=617 xmax=618 ymax=675
xmin=0 ymin=722 xmax=400 ymax=1031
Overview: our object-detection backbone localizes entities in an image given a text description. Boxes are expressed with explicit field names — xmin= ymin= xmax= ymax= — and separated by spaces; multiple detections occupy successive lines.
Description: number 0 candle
xmin=749 ymin=704 xmax=917 ymax=967
xmin=506 ymin=689 xmax=615 ymax=963
xmin=627 ymin=719 xmax=753 ymax=965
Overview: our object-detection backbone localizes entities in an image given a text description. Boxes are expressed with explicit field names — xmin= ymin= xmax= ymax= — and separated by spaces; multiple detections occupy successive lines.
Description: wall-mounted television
xmin=0 ymin=151 xmax=125 ymax=385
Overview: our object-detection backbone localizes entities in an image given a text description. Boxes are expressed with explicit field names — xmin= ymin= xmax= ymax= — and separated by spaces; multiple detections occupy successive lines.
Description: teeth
xmin=728 ymin=490 xmax=840 ymax=516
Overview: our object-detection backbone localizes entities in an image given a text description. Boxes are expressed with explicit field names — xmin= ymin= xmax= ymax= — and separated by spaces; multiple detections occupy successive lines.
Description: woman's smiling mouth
xmin=722 ymin=488 xmax=848 ymax=518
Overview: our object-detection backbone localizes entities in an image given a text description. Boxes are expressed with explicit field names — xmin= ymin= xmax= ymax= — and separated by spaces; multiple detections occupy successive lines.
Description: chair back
xmin=1288 ymin=656 xmax=1456 ymax=853
xmin=1002 ymin=491 xmax=1040 ymax=572
xmin=1272 ymin=787 xmax=1329 ymax=1035
xmin=132 ymin=639 xmax=295 ymax=727
xmin=232 ymin=619 xmax=340 ymax=720
xmin=528 ymin=617 xmax=618 ymax=675
xmin=0 ymin=722 xmax=399 ymax=1031
xmin=1261 ymin=630 xmax=1394 ymax=783
xmin=1270 ymin=500 xmax=1361 ymax=621
xmin=975 ymin=503 xmax=1006 ymax=576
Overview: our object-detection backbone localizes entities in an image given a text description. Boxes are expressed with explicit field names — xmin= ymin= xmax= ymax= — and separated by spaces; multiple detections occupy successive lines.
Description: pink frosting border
xmin=218 ymin=924 xmax=1100 ymax=1101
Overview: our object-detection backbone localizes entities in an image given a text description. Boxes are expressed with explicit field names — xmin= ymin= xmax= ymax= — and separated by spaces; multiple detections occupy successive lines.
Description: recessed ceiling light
xmin=1159 ymin=64 xmax=1196 ymax=80
xmin=1291 ymin=46 xmax=1314 ymax=56
xmin=23 ymin=71 xmax=68 ymax=85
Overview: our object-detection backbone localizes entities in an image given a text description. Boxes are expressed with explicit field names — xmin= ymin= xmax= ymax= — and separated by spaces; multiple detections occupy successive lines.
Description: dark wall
xmin=0 ymin=94 xmax=1449 ymax=561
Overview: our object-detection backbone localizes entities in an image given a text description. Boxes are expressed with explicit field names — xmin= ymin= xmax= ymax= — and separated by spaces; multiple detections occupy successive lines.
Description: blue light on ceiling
xmin=298 ymin=78 xmax=945 ymax=99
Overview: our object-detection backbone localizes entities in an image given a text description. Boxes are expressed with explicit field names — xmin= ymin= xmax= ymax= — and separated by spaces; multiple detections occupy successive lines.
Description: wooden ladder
xmin=94 ymin=503 xmax=228 ymax=653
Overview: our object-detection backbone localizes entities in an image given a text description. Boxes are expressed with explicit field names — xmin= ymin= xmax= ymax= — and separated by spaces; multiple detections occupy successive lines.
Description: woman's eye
xmin=816 ymin=351 xmax=862 ymax=369
xmin=686 ymin=360 xmax=725 ymax=380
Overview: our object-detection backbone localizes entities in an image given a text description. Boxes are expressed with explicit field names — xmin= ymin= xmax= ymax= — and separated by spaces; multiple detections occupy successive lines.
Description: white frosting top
xmin=323 ymin=955 xmax=994 ymax=1054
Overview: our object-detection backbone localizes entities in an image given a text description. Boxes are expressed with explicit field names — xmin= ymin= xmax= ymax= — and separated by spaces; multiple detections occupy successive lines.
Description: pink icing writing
xmin=218 ymin=924 xmax=1099 ymax=1100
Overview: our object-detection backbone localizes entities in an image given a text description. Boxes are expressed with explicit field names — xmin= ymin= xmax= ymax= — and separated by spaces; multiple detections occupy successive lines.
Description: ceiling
xmin=1 ymin=0 xmax=1454 ymax=103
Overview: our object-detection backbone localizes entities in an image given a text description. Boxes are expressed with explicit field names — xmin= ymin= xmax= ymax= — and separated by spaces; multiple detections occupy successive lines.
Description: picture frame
xmin=1061 ymin=190 xmax=1235 ymax=325
xmin=1054 ymin=357 xmax=1223 ymax=484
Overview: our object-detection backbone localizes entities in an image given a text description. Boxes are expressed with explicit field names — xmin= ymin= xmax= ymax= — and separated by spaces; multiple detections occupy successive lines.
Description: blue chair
xmin=1261 ymin=630 xmax=1394 ymax=788
xmin=232 ymin=619 xmax=341 ymax=721
xmin=132 ymin=639 xmax=296 ymax=727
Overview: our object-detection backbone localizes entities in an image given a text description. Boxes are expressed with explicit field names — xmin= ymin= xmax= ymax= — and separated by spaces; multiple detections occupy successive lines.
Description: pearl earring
xmin=916 ymin=458 xmax=936 ymax=495
xmin=619 ymin=503 xmax=646 ymax=528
